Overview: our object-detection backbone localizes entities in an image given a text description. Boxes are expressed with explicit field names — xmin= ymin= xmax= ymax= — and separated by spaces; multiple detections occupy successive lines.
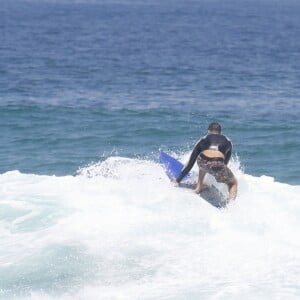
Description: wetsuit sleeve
xmin=224 ymin=141 xmax=232 ymax=165
xmin=176 ymin=142 xmax=202 ymax=183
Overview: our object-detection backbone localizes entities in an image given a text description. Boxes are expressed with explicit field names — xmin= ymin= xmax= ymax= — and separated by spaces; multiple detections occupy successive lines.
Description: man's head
xmin=208 ymin=122 xmax=221 ymax=134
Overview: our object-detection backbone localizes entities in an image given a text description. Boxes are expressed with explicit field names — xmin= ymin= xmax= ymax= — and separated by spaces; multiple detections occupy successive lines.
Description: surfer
xmin=173 ymin=122 xmax=238 ymax=201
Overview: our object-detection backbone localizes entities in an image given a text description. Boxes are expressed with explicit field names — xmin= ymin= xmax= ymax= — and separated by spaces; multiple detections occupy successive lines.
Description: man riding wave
xmin=173 ymin=122 xmax=238 ymax=202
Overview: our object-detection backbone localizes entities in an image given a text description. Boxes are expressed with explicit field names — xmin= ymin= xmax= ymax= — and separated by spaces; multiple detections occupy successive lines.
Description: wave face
xmin=1 ymin=156 xmax=300 ymax=299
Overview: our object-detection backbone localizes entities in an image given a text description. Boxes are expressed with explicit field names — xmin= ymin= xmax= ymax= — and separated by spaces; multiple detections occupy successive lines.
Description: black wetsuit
xmin=176 ymin=133 xmax=232 ymax=183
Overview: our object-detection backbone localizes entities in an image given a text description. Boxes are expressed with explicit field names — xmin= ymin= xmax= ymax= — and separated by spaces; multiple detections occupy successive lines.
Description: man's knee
xmin=228 ymin=176 xmax=237 ymax=187
xmin=227 ymin=176 xmax=238 ymax=200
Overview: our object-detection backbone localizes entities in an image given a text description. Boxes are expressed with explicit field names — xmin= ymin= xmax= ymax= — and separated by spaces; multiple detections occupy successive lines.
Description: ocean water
xmin=1 ymin=0 xmax=300 ymax=299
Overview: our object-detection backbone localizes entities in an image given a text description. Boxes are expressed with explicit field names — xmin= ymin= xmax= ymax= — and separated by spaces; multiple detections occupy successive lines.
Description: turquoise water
xmin=1 ymin=0 xmax=300 ymax=299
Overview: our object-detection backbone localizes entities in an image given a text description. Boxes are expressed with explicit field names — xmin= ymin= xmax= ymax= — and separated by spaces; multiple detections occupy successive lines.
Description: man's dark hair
xmin=208 ymin=122 xmax=221 ymax=133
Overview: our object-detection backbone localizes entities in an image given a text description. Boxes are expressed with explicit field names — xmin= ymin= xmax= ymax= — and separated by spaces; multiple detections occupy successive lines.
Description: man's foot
xmin=194 ymin=184 xmax=209 ymax=194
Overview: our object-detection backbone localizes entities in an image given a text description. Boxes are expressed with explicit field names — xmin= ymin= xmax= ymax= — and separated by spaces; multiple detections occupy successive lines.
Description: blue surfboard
xmin=159 ymin=151 xmax=227 ymax=208
xmin=159 ymin=151 xmax=191 ymax=181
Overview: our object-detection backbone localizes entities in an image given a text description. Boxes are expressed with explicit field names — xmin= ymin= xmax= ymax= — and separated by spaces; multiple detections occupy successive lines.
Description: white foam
xmin=0 ymin=156 xmax=300 ymax=300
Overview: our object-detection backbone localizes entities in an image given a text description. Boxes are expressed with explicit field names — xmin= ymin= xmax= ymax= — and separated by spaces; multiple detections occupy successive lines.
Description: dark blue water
xmin=1 ymin=0 xmax=300 ymax=183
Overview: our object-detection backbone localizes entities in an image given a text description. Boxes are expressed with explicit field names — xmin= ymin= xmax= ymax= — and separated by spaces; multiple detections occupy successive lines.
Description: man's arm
xmin=224 ymin=141 xmax=232 ymax=165
xmin=175 ymin=142 xmax=202 ymax=183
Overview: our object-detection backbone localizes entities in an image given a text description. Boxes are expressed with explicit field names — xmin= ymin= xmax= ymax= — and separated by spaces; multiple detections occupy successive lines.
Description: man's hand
xmin=172 ymin=179 xmax=179 ymax=187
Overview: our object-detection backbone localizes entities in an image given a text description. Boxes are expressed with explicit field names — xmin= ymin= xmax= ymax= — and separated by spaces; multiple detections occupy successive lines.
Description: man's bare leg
xmin=194 ymin=169 xmax=207 ymax=194
xmin=227 ymin=176 xmax=238 ymax=202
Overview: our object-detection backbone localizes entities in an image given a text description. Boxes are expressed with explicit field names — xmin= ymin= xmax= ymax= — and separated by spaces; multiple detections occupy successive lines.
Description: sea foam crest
xmin=0 ymin=156 xmax=300 ymax=300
